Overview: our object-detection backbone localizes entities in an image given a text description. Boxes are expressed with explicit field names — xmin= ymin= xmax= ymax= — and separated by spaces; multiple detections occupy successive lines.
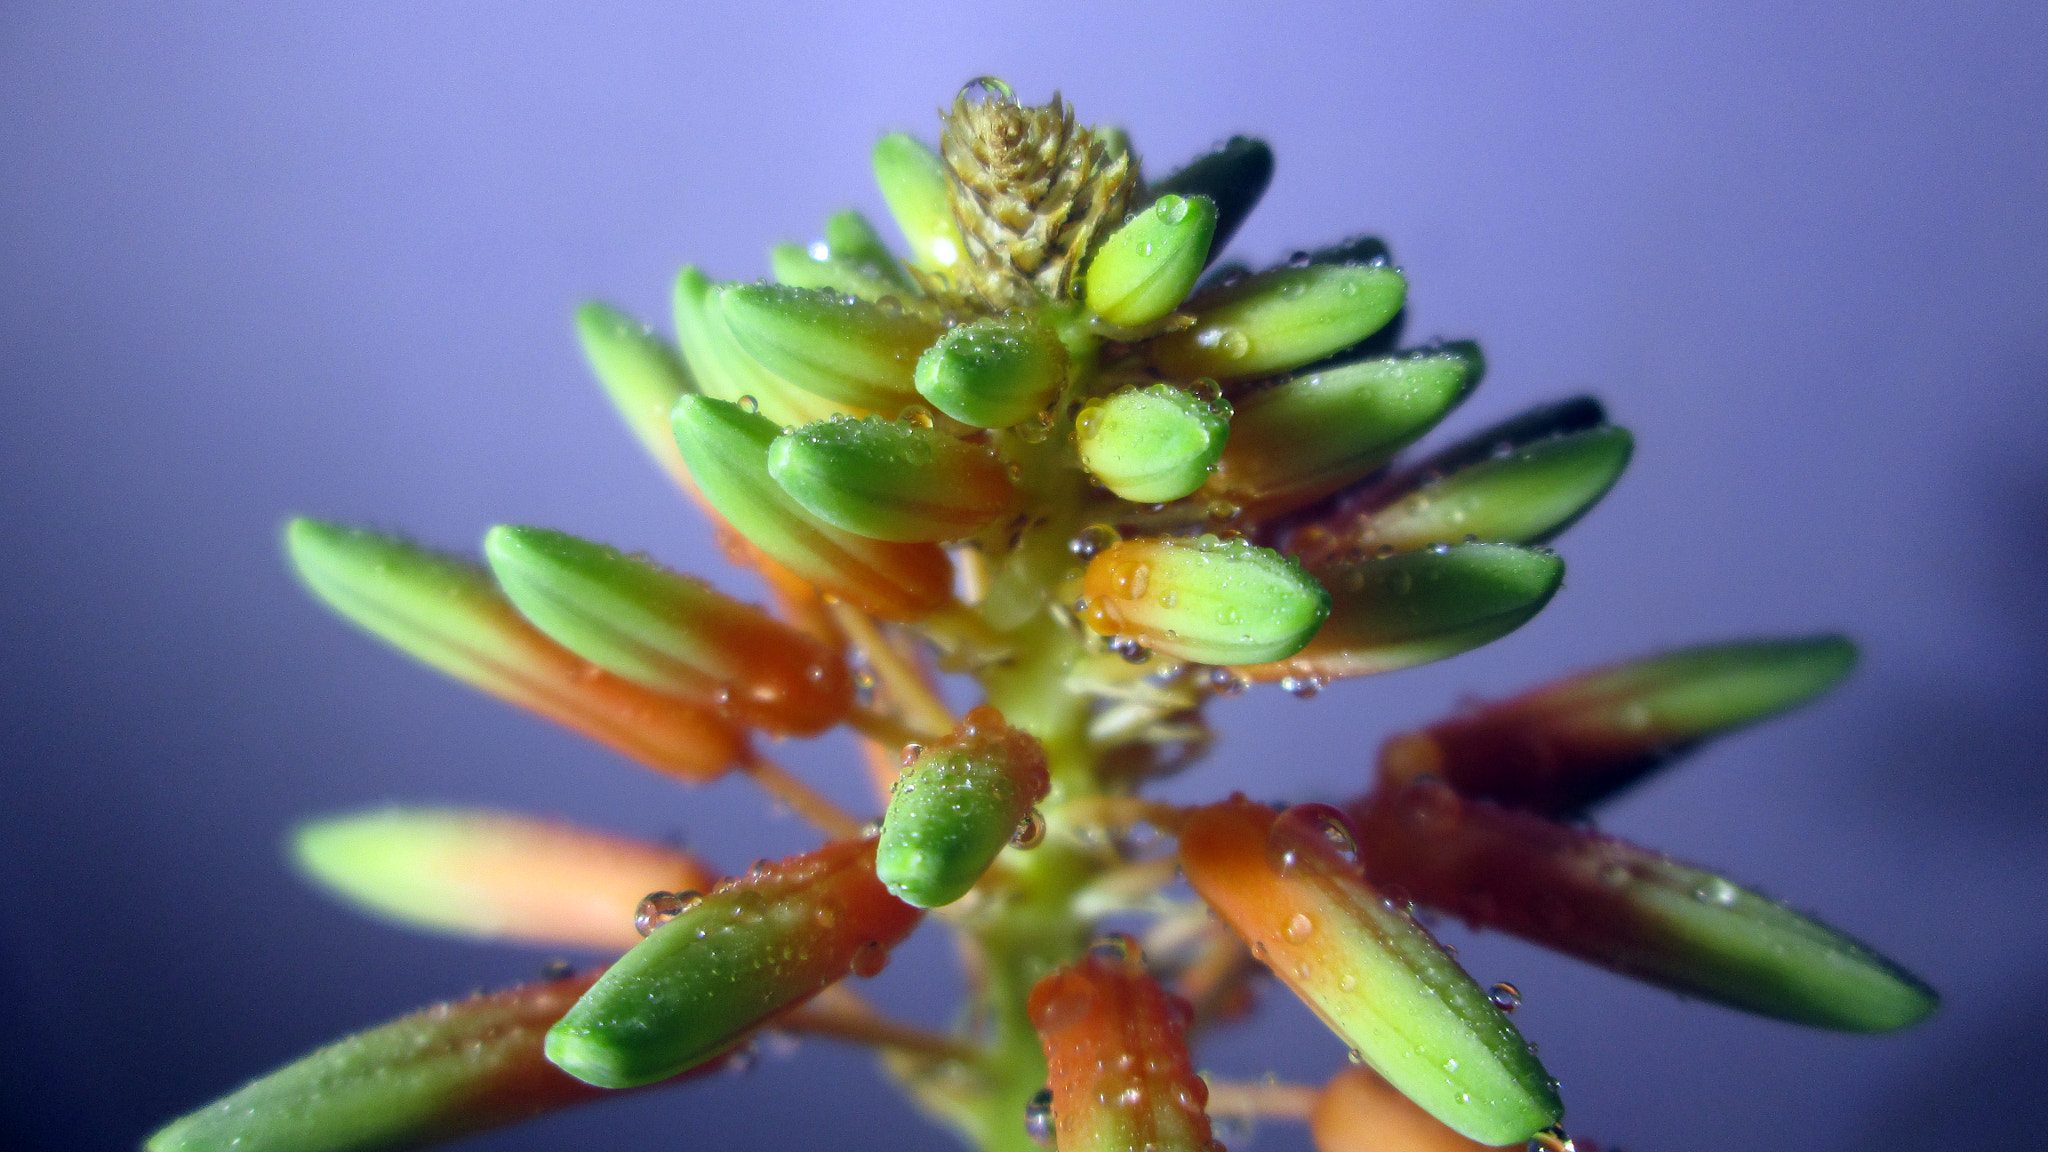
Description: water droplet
xmin=1283 ymin=912 xmax=1315 ymax=942
xmin=1492 ymin=439 xmax=1517 ymax=459
xmin=1155 ymin=195 xmax=1190 ymax=225
xmin=1217 ymin=329 xmax=1251 ymax=359
xmin=1488 ymin=982 xmax=1523 ymax=1012
xmin=851 ymin=939 xmax=889 ymax=978
xmin=723 ymin=1038 xmax=759 ymax=1075
xmin=539 ymin=958 xmax=575 ymax=981
xmin=736 ymin=395 xmax=759 ymax=415
xmin=1373 ymin=543 xmax=1396 ymax=559
xmin=1696 ymin=877 xmax=1739 ymax=906
xmin=900 ymin=742 xmax=926 ymax=767
xmin=1346 ymin=1048 xmax=1365 ymax=1064
xmin=807 ymin=240 xmax=831 ymax=261
xmin=1528 ymin=1124 xmax=1576 ymax=1152
xmin=1089 ymin=932 xmax=1141 ymax=966
xmin=1012 ymin=808 xmax=1047 ymax=848
xmin=1279 ymin=675 xmax=1323 ymax=699
xmin=1136 ymin=240 xmax=1156 ymax=257
xmin=635 ymin=890 xmax=701 ymax=936
xmin=1069 ymin=524 xmax=1120 ymax=558
xmin=1127 ymin=564 xmax=1150 ymax=599
xmin=898 ymin=404 xmax=935 ymax=429
xmin=1024 ymin=1087 xmax=1056 ymax=1146
xmin=1208 ymin=667 xmax=1248 ymax=696
xmin=1266 ymin=804 xmax=1361 ymax=874
xmin=1287 ymin=250 xmax=1314 ymax=267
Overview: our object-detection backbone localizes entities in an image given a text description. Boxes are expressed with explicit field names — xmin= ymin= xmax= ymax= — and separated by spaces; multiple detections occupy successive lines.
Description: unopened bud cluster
xmin=151 ymin=82 xmax=1934 ymax=1152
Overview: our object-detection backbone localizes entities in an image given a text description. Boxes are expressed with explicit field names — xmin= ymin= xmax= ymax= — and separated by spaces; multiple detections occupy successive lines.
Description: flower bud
xmin=1382 ymin=636 xmax=1856 ymax=815
xmin=1076 ymin=384 xmax=1231 ymax=503
xmin=574 ymin=301 xmax=696 ymax=489
xmin=1178 ymin=797 xmax=1560 ymax=1145
xmin=766 ymin=415 xmax=1014 ymax=542
xmin=293 ymin=808 xmax=718 ymax=951
xmin=1083 ymin=194 xmax=1218 ymax=327
xmin=669 ymin=395 xmax=954 ymax=621
xmin=913 ymin=312 xmax=1067 ymax=428
xmin=482 ymin=525 xmax=852 ymax=735
xmin=671 ymin=265 xmax=848 ymax=426
xmin=1351 ymin=777 xmax=1938 ymax=1032
xmin=720 ymin=284 xmax=941 ymax=412
xmin=144 ymin=970 xmax=691 ymax=1152
xmin=1211 ymin=344 xmax=1482 ymax=510
xmin=1240 ymin=545 xmax=1562 ymax=684
xmin=1082 ymin=536 xmax=1330 ymax=665
xmin=546 ymin=837 xmax=922 ymax=1088
xmin=1028 ymin=941 xmax=1219 ymax=1152
xmin=770 ymin=209 xmax=917 ymax=302
xmin=878 ymin=705 xmax=1050 ymax=907
xmin=873 ymin=131 xmax=966 ymax=271
xmin=1148 ymin=135 xmax=1273 ymax=262
xmin=1149 ymin=263 xmax=1407 ymax=382
xmin=284 ymin=519 xmax=744 ymax=782
xmin=1342 ymin=426 xmax=1632 ymax=555
xmin=1311 ymin=1067 xmax=1511 ymax=1152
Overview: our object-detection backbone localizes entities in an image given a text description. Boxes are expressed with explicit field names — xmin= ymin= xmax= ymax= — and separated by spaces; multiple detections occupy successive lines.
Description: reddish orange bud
xmin=1350 ymin=778 xmax=1937 ymax=1032
xmin=1311 ymin=1066 xmax=1514 ymax=1152
xmin=1178 ymin=797 xmax=1558 ymax=1146
xmin=1028 ymin=939 xmax=1222 ymax=1152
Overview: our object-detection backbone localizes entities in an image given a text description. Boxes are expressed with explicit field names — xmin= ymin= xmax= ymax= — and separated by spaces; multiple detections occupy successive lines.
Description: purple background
xmin=4 ymin=3 xmax=2045 ymax=1149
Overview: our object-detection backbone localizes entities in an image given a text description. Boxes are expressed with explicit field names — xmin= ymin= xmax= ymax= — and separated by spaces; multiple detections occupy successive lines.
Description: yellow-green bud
xmin=1075 ymin=384 xmax=1231 ymax=503
xmin=877 ymin=706 xmax=1050 ymax=908
xmin=720 ymin=284 xmax=940 ymax=412
xmin=770 ymin=209 xmax=917 ymax=302
xmin=767 ymin=415 xmax=1014 ymax=542
xmin=671 ymin=266 xmax=847 ymax=426
xmin=1083 ymin=194 xmax=1217 ymax=327
xmin=1149 ymin=263 xmax=1407 ymax=382
xmin=574 ymin=301 xmax=696 ymax=488
xmin=1082 ymin=536 xmax=1330 ymax=665
xmin=873 ymin=131 xmax=965 ymax=271
xmin=1351 ymin=425 xmax=1634 ymax=553
xmin=1148 ymin=136 xmax=1273 ymax=263
xmin=913 ymin=313 xmax=1067 ymax=428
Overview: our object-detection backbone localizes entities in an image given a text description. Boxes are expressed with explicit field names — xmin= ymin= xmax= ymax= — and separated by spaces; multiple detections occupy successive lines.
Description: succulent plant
xmin=148 ymin=79 xmax=1935 ymax=1152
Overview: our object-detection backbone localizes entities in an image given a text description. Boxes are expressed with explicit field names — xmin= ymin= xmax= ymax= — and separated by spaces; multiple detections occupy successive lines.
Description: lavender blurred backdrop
xmin=4 ymin=3 xmax=2045 ymax=1149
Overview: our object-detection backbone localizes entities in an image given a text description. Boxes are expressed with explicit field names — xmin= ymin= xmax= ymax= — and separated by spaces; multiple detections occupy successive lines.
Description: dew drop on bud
xmin=1266 ymin=803 xmax=1361 ymax=875
xmin=1528 ymin=1125 xmax=1576 ymax=1152
xmin=898 ymin=404 xmax=935 ymax=428
xmin=851 ymin=939 xmax=889 ymax=978
xmin=1024 ymin=1086 xmax=1056 ymax=1147
xmin=1011 ymin=807 xmax=1047 ymax=849
xmin=807 ymin=240 xmax=831 ymax=261
xmin=1088 ymin=932 xmax=1141 ymax=966
xmin=1069 ymin=523 xmax=1120 ymax=558
xmin=736 ymin=395 xmax=759 ymax=415
xmin=635 ymin=890 xmax=700 ymax=937
xmin=1207 ymin=667 xmax=1248 ymax=696
xmin=1155 ymin=195 xmax=1190 ymax=225
xmin=1283 ymin=912 xmax=1315 ymax=943
xmin=1346 ymin=1047 xmax=1365 ymax=1064
xmin=1488 ymin=982 xmax=1523 ymax=1013
xmin=899 ymin=742 xmax=926 ymax=767
xmin=1279 ymin=675 xmax=1323 ymax=699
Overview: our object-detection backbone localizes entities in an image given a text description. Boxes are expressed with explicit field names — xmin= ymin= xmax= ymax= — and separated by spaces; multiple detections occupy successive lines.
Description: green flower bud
xmin=873 ymin=131 xmax=965 ymax=271
xmin=283 ymin=519 xmax=744 ymax=782
xmin=146 ymin=971 xmax=653 ymax=1152
xmin=546 ymin=837 xmax=922 ymax=1088
xmin=1243 ymin=544 xmax=1562 ymax=683
xmin=1385 ymin=636 xmax=1857 ymax=815
xmin=877 ymin=706 xmax=1050 ymax=908
xmin=1148 ymin=136 xmax=1273 ymax=263
xmin=1149 ymin=263 xmax=1407 ymax=382
xmin=766 ymin=415 xmax=1014 ymax=542
xmin=1181 ymin=798 xmax=1561 ymax=1145
xmin=720 ymin=284 xmax=941 ymax=411
xmin=1075 ymin=384 xmax=1231 ymax=503
xmin=669 ymin=396 xmax=953 ymax=621
xmin=913 ymin=313 xmax=1067 ymax=428
xmin=1355 ymin=777 xmax=1938 ymax=1032
xmin=1083 ymin=194 xmax=1217 ymax=327
xmin=1350 ymin=425 xmax=1634 ymax=553
xmin=770 ymin=209 xmax=917 ymax=302
xmin=1408 ymin=395 xmax=1609 ymax=479
xmin=671 ymin=266 xmax=847 ymax=426
xmin=1083 ymin=536 xmax=1331 ymax=665
xmin=574 ymin=301 xmax=695 ymax=488
xmin=1212 ymin=343 xmax=1482 ymax=510
xmin=482 ymin=525 xmax=853 ymax=736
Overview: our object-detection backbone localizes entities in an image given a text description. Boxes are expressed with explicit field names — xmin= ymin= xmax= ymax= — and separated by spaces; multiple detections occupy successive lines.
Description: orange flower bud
xmin=1311 ymin=1066 xmax=1514 ymax=1152
xmin=1028 ymin=939 xmax=1221 ymax=1152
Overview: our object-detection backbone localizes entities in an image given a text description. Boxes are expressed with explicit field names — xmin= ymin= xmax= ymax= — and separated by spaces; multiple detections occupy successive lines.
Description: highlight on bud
xmin=1083 ymin=193 xmax=1218 ymax=328
xmin=1147 ymin=135 xmax=1273 ymax=262
xmin=545 ymin=837 xmax=921 ymax=1088
xmin=294 ymin=808 xmax=718 ymax=952
xmin=482 ymin=525 xmax=852 ymax=736
xmin=574 ymin=301 xmax=696 ymax=487
xmin=1076 ymin=383 xmax=1231 ymax=503
xmin=1027 ymin=940 xmax=1219 ymax=1152
xmin=1082 ymin=536 xmax=1330 ymax=665
xmin=767 ymin=415 xmax=1014 ymax=542
xmin=669 ymin=395 xmax=954 ymax=621
xmin=1381 ymin=636 xmax=1858 ymax=816
xmin=671 ymin=265 xmax=847 ymax=427
xmin=1177 ymin=797 xmax=1561 ymax=1145
xmin=146 ymin=970 xmax=651 ymax=1152
xmin=877 ymin=705 xmax=1050 ymax=908
xmin=1339 ymin=426 xmax=1633 ymax=557
xmin=1351 ymin=778 xmax=1938 ymax=1032
xmin=719 ymin=284 xmax=940 ymax=412
xmin=913 ymin=312 xmax=1067 ymax=428
xmin=283 ymin=518 xmax=744 ymax=782
xmin=1311 ymin=1066 xmax=1513 ymax=1152
xmin=770 ymin=209 xmax=918 ymax=303
xmin=874 ymin=131 xmax=965 ymax=270
xmin=1211 ymin=343 xmax=1483 ymax=510
xmin=1240 ymin=544 xmax=1562 ymax=684
xmin=1149 ymin=263 xmax=1408 ymax=382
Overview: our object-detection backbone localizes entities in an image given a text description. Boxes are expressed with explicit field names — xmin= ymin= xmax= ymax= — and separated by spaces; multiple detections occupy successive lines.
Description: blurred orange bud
xmin=1311 ymin=1066 xmax=1514 ymax=1152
